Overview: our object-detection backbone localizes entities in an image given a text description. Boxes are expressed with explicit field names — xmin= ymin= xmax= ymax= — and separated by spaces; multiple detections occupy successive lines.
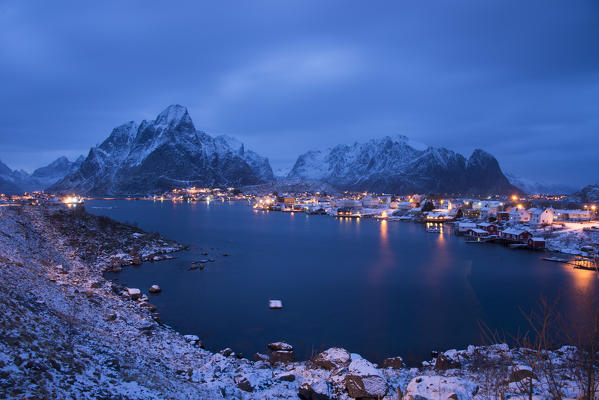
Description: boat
xmin=269 ymin=300 xmax=283 ymax=309
xmin=543 ymin=257 xmax=569 ymax=263
xmin=426 ymin=227 xmax=441 ymax=233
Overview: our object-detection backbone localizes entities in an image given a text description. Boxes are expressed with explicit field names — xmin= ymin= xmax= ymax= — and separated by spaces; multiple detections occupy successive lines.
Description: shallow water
xmin=91 ymin=199 xmax=599 ymax=364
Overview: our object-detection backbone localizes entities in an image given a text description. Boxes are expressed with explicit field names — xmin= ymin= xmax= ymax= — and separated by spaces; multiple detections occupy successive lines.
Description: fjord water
xmin=92 ymin=200 xmax=598 ymax=364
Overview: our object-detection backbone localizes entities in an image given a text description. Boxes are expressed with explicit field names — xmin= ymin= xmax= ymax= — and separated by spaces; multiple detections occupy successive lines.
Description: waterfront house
xmin=456 ymin=222 xmax=476 ymax=235
xmin=529 ymin=208 xmax=554 ymax=226
xmin=553 ymin=209 xmax=591 ymax=222
xmin=528 ymin=237 xmax=546 ymax=250
xmin=425 ymin=211 xmax=453 ymax=222
xmin=362 ymin=196 xmax=380 ymax=208
xmin=462 ymin=209 xmax=480 ymax=219
xmin=496 ymin=211 xmax=510 ymax=221
xmin=465 ymin=228 xmax=489 ymax=238
xmin=477 ymin=222 xmax=499 ymax=235
xmin=509 ymin=208 xmax=530 ymax=223
xmin=500 ymin=228 xmax=533 ymax=242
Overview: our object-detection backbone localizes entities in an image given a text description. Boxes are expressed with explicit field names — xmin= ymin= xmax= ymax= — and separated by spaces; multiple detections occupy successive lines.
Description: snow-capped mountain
xmin=30 ymin=156 xmax=84 ymax=190
xmin=0 ymin=160 xmax=24 ymax=194
xmin=287 ymin=135 xmax=519 ymax=194
xmin=0 ymin=157 xmax=84 ymax=194
xmin=505 ymin=173 xmax=577 ymax=195
xmin=51 ymin=105 xmax=274 ymax=195
xmin=569 ymin=184 xmax=599 ymax=203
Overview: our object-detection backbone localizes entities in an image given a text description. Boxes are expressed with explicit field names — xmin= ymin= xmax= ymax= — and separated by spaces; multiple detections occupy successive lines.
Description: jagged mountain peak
xmin=154 ymin=104 xmax=193 ymax=128
xmin=467 ymin=149 xmax=496 ymax=166
xmin=288 ymin=136 xmax=518 ymax=194
xmin=50 ymin=105 xmax=274 ymax=195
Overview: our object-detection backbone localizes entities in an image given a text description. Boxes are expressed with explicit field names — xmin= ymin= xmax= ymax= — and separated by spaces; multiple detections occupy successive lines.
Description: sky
xmin=0 ymin=1 xmax=598 ymax=187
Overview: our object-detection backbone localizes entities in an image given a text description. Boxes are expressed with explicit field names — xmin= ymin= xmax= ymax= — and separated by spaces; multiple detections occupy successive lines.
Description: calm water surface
xmin=90 ymin=200 xmax=599 ymax=364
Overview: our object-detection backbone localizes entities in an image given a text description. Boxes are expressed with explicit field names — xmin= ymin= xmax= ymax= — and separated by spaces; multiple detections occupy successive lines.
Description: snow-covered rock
xmin=149 ymin=284 xmax=161 ymax=293
xmin=344 ymin=358 xmax=387 ymax=398
xmin=382 ymin=356 xmax=404 ymax=369
xmin=268 ymin=342 xmax=293 ymax=351
xmin=298 ymin=379 xmax=332 ymax=400
xmin=313 ymin=347 xmax=351 ymax=371
xmin=126 ymin=287 xmax=141 ymax=300
xmin=405 ymin=376 xmax=479 ymax=400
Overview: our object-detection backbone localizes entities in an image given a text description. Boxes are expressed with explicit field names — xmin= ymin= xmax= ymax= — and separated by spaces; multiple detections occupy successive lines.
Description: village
xmin=250 ymin=191 xmax=599 ymax=263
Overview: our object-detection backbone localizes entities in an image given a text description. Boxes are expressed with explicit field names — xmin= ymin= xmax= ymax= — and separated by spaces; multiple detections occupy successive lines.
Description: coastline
xmin=0 ymin=205 xmax=586 ymax=399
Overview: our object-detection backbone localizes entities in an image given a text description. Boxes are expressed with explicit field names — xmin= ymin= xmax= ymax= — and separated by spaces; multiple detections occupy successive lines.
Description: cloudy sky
xmin=0 ymin=0 xmax=597 ymax=187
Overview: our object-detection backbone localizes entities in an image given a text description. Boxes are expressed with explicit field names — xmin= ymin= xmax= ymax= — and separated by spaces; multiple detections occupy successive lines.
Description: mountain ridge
xmin=50 ymin=105 xmax=274 ymax=195
xmin=287 ymin=136 xmax=519 ymax=195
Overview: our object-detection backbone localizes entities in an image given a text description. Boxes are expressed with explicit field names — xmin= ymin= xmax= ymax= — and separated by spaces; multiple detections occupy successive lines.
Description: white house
xmin=361 ymin=196 xmax=380 ymax=208
xmin=529 ymin=208 xmax=554 ymax=226
xmin=509 ymin=208 xmax=530 ymax=223
xmin=553 ymin=209 xmax=591 ymax=222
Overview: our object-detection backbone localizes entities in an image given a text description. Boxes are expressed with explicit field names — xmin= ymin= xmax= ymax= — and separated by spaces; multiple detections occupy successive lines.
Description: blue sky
xmin=0 ymin=0 xmax=598 ymax=186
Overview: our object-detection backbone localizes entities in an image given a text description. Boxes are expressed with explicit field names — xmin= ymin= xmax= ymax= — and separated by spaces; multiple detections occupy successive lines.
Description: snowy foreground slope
xmin=51 ymin=105 xmax=274 ymax=196
xmin=0 ymin=206 xmax=586 ymax=399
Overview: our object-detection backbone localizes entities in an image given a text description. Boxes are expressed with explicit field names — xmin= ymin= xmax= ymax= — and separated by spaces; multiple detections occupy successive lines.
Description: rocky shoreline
xmin=0 ymin=205 xmax=587 ymax=399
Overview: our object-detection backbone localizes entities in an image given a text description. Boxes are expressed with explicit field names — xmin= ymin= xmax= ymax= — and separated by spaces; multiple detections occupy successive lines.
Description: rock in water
xmin=313 ymin=347 xmax=350 ymax=370
xmin=267 ymin=342 xmax=293 ymax=351
xmin=126 ymin=288 xmax=141 ymax=300
xmin=149 ymin=284 xmax=161 ymax=293
xmin=344 ymin=358 xmax=387 ymax=399
xmin=382 ymin=356 xmax=403 ymax=370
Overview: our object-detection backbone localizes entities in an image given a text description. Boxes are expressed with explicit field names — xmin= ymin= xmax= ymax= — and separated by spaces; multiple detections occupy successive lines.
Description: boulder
xmin=253 ymin=353 xmax=269 ymax=362
xmin=382 ymin=356 xmax=403 ymax=370
xmin=270 ymin=350 xmax=295 ymax=364
xmin=149 ymin=284 xmax=161 ymax=293
xmin=344 ymin=358 xmax=387 ymax=398
xmin=405 ymin=376 xmax=479 ymax=400
xmin=126 ymin=288 xmax=141 ymax=300
xmin=434 ymin=354 xmax=461 ymax=371
xmin=187 ymin=265 xmax=198 ymax=271
xmin=104 ymin=312 xmax=117 ymax=321
xmin=254 ymin=361 xmax=271 ymax=369
xmin=138 ymin=321 xmax=154 ymax=331
xmin=183 ymin=335 xmax=200 ymax=346
xmin=267 ymin=342 xmax=293 ymax=351
xmin=313 ymin=347 xmax=351 ymax=370
xmin=298 ymin=380 xmax=332 ymax=400
xmin=234 ymin=375 xmax=253 ymax=392
xmin=279 ymin=373 xmax=295 ymax=382
xmin=219 ymin=348 xmax=233 ymax=357
xmin=139 ymin=302 xmax=157 ymax=312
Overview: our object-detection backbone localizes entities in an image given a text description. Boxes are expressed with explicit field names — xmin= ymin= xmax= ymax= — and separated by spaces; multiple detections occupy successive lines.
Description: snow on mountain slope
xmin=288 ymin=136 xmax=518 ymax=194
xmin=506 ymin=172 xmax=577 ymax=195
xmin=51 ymin=105 xmax=274 ymax=195
xmin=0 ymin=156 xmax=83 ymax=193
